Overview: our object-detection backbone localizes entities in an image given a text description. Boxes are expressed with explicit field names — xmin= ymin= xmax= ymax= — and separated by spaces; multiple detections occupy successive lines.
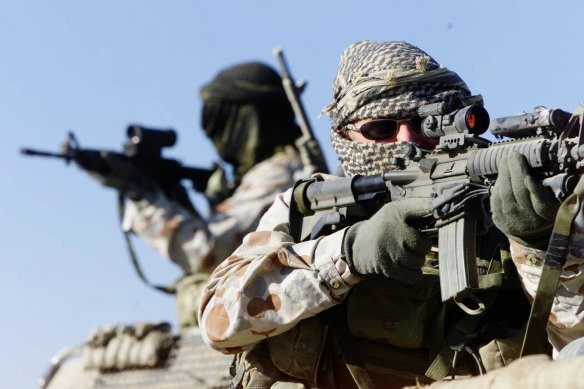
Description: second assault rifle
xmin=289 ymin=101 xmax=584 ymax=304
xmin=21 ymin=125 xmax=214 ymax=213
xmin=22 ymin=125 xmax=216 ymax=294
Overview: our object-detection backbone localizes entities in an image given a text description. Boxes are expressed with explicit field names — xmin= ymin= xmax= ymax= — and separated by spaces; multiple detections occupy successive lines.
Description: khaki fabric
xmin=230 ymin=342 xmax=308 ymax=389
xmin=347 ymin=276 xmax=440 ymax=349
xmin=267 ymin=316 xmax=327 ymax=385
xmin=123 ymin=146 xmax=305 ymax=276
xmin=196 ymin=174 xmax=584 ymax=354
xmin=478 ymin=328 xmax=524 ymax=371
xmin=174 ymin=273 xmax=211 ymax=329
xmin=83 ymin=322 xmax=174 ymax=371
xmin=323 ymin=40 xmax=472 ymax=129
xmin=406 ymin=355 xmax=584 ymax=389
xmin=198 ymin=173 xmax=548 ymax=386
xmin=44 ymin=358 xmax=98 ymax=389
xmin=46 ymin=329 xmax=232 ymax=389
xmin=330 ymin=130 xmax=413 ymax=177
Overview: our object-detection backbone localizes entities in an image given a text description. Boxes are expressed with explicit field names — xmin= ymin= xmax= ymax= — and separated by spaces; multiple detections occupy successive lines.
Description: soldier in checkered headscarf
xmin=200 ymin=41 xmax=574 ymax=388
xmin=324 ymin=40 xmax=475 ymax=177
xmin=198 ymin=41 xmax=494 ymax=388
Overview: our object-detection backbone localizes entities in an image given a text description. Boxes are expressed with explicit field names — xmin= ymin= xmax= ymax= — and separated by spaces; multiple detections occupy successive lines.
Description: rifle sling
xmin=324 ymin=307 xmax=376 ymax=389
xmin=117 ymin=193 xmax=176 ymax=295
xmin=426 ymin=290 xmax=498 ymax=380
xmin=520 ymin=174 xmax=584 ymax=356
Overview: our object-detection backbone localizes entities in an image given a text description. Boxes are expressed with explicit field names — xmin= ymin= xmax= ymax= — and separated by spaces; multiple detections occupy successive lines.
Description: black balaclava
xmin=200 ymin=62 xmax=302 ymax=180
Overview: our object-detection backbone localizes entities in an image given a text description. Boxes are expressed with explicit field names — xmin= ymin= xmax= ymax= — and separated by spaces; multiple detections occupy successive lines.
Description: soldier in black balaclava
xmin=120 ymin=62 xmax=310 ymax=330
xmin=44 ymin=61 xmax=316 ymax=389
xmin=200 ymin=62 xmax=302 ymax=182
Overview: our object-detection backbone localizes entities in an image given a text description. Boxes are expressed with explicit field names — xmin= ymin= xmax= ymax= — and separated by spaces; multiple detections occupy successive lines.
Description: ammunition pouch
xmin=347 ymin=275 xmax=441 ymax=349
xmin=229 ymin=342 xmax=308 ymax=389
xmin=267 ymin=316 xmax=328 ymax=386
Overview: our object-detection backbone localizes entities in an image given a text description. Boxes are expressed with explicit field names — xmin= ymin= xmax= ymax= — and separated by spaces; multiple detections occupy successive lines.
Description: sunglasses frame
xmin=344 ymin=117 xmax=422 ymax=140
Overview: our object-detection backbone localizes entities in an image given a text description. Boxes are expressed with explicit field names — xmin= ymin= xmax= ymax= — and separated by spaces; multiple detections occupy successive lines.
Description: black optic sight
xmin=420 ymin=105 xmax=490 ymax=138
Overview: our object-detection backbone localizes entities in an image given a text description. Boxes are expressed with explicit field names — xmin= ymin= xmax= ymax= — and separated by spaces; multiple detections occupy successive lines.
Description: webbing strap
xmin=118 ymin=193 xmax=176 ymax=295
xmin=520 ymin=174 xmax=584 ymax=356
xmin=425 ymin=291 xmax=498 ymax=380
xmin=325 ymin=308 xmax=375 ymax=389
xmin=425 ymin=347 xmax=455 ymax=381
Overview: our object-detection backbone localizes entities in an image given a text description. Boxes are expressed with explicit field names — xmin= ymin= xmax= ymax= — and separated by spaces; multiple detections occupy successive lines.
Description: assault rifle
xmin=289 ymin=102 xmax=583 ymax=302
xmin=21 ymin=125 xmax=214 ymax=213
xmin=22 ymin=125 xmax=216 ymax=294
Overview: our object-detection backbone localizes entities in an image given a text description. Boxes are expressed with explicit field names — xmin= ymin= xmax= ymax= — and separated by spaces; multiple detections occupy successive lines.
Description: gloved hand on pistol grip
xmin=86 ymin=152 xmax=156 ymax=199
xmin=490 ymin=151 xmax=560 ymax=249
xmin=343 ymin=198 xmax=433 ymax=284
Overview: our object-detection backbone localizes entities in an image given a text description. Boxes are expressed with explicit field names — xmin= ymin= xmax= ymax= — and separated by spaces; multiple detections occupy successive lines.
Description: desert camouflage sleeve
xmin=509 ymin=208 xmax=584 ymax=353
xmin=122 ymin=148 xmax=304 ymax=274
xmin=198 ymin=186 xmax=363 ymax=354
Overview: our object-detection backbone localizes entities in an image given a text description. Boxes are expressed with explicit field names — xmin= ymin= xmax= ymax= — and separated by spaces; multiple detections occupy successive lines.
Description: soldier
xmin=42 ymin=61 xmax=316 ymax=389
xmin=198 ymin=40 xmax=552 ymax=388
xmin=120 ymin=61 xmax=310 ymax=329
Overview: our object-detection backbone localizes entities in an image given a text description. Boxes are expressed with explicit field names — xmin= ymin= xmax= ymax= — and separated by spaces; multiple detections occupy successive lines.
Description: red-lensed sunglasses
xmin=344 ymin=117 xmax=423 ymax=141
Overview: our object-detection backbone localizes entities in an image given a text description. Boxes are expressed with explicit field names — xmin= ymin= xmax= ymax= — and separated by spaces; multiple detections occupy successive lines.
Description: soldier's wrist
xmin=342 ymin=223 xmax=365 ymax=276
xmin=508 ymin=226 xmax=553 ymax=250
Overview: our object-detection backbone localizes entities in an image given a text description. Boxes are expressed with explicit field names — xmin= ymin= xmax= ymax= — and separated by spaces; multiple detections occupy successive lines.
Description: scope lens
xmin=467 ymin=111 xmax=476 ymax=129
xmin=462 ymin=106 xmax=489 ymax=135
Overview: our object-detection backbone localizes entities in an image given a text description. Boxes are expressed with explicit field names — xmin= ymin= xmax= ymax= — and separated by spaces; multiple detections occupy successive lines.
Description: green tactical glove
xmin=490 ymin=151 xmax=560 ymax=249
xmin=343 ymin=198 xmax=432 ymax=284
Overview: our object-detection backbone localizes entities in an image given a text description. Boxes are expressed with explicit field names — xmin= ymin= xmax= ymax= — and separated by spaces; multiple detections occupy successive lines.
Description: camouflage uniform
xmin=122 ymin=145 xmax=305 ymax=276
xmin=123 ymin=145 xmax=306 ymax=328
xmin=199 ymin=182 xmax=354 ymax=351
xmin=198 ymin=182 xmax=584 ymax=355
xmin=199 ymin=179 xmax=549 ymax=385
xmin=121 ymin=61 xmax=310 ymax=329
xmin=509 ymin=232 xmax=584 ymax=353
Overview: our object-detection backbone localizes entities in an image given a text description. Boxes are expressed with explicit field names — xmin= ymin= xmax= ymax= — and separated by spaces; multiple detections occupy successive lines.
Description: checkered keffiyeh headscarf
xmin=325 ymin=40 xmax=478 ymax=176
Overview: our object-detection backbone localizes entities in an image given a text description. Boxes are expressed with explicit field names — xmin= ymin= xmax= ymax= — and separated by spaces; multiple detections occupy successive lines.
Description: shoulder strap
xmin=323 ymin=307 xmax=376 ymax=389
xmin=118 ymin=193 xmax=176 ymax=295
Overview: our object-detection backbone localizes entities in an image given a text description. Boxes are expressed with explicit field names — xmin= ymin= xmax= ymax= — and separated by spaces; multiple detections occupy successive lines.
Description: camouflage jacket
xmin=122 ymin=146 xmax=306 ymax=275
xmin=199 ymin=175 xmax=584 ymax=355
xmin=510 ymin=228 xmax=584 ymax=353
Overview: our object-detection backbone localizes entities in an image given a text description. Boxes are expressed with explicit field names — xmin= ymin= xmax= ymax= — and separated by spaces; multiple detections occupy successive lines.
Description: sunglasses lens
xmin=361 ymin=120 xmax=398 ymax=140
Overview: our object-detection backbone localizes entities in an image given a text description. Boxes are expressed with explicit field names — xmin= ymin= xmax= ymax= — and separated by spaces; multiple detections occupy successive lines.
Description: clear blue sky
xmin=1 ymin=1 xmax=582 ymax=387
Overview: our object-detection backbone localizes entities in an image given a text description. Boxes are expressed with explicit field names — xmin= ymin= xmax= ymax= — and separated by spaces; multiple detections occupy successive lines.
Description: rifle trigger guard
xmin=453 ymin=293 xmax=485 ymax=316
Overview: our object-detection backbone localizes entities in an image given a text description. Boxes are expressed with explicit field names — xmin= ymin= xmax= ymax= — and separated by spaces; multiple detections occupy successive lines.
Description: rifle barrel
xmin=20 ymin=148 xmax=67 ymax=159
